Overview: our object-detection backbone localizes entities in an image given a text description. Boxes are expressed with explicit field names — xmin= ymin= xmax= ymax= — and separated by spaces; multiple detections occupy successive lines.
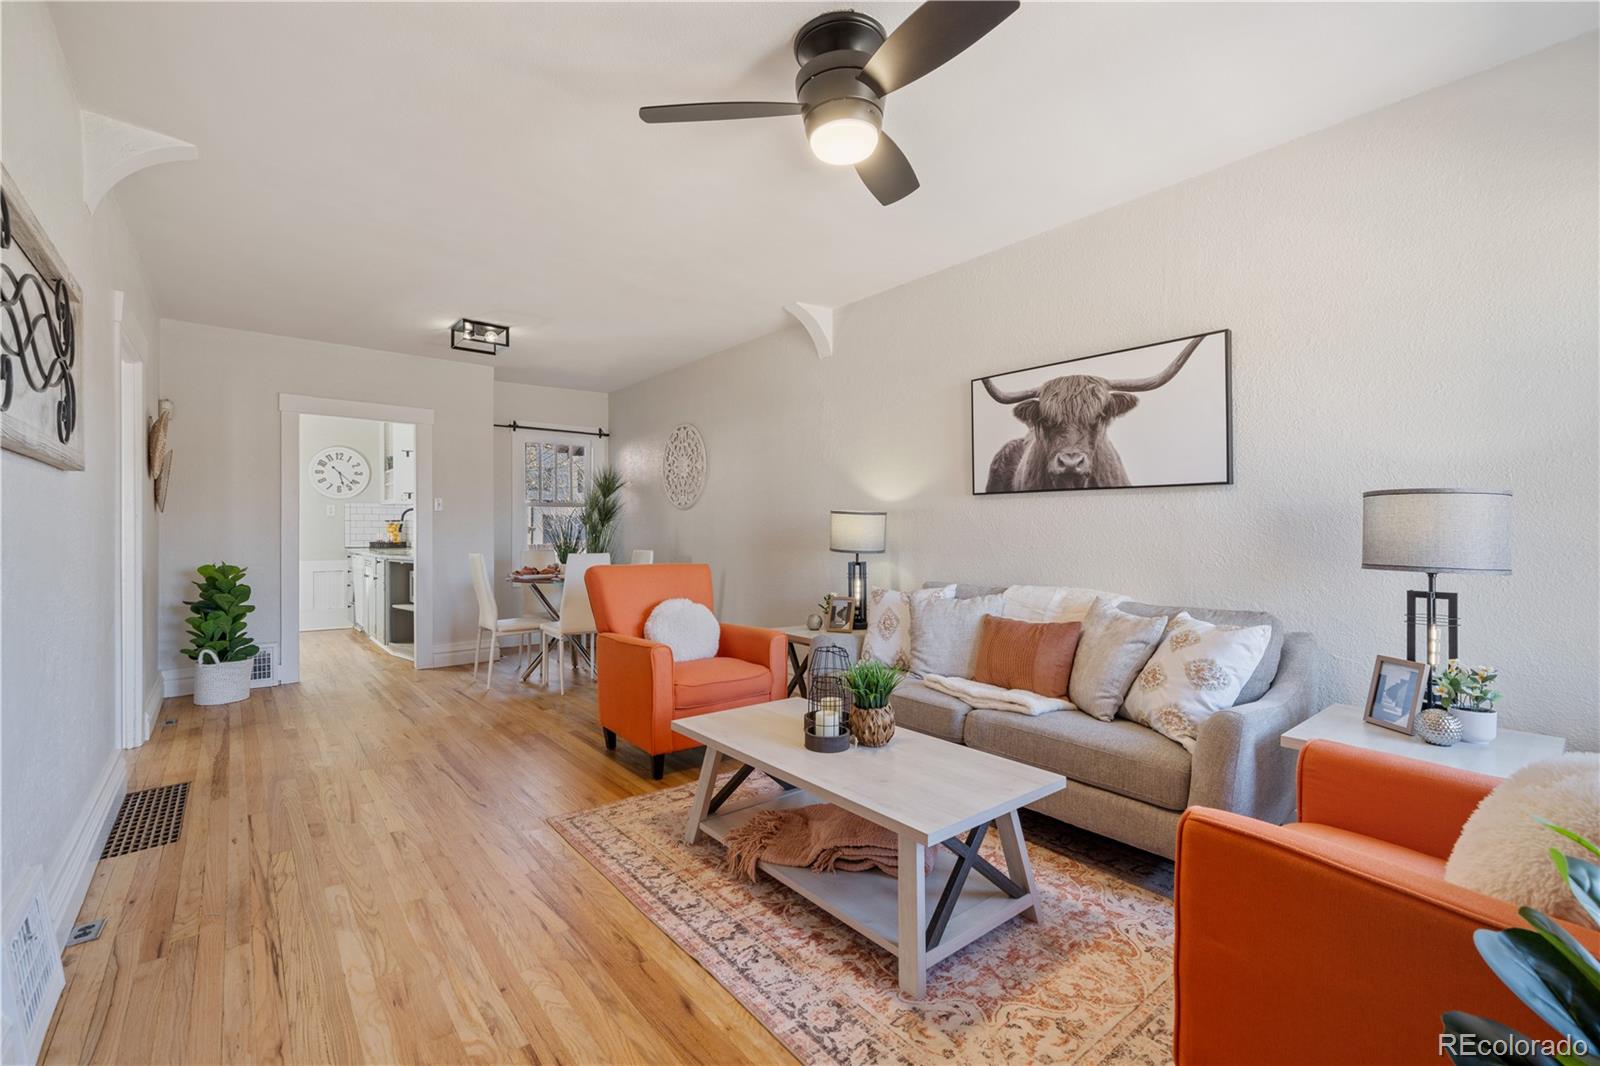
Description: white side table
xmin=772 ymin=625 xmax=862 ymax=697
xmin=1281 ymin=704 xmax=1566 ymax=779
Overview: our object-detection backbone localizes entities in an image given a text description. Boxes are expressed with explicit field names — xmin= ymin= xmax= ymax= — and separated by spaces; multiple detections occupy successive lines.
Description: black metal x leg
xmin=925 ymin=820 xmax=1027 ymax=950
xmin=706 ymin=764 xmax=754 ymax=815
xmin=786 ymin=643 xmax=809 ymax=697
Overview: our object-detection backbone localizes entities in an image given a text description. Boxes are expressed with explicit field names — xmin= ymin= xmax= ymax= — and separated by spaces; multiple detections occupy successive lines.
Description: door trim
xmin=114 ymin=291 xmax=149 ymax=748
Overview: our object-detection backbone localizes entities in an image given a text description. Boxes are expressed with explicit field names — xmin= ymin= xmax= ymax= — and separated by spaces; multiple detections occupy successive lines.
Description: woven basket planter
xmin=849 ymin=705 xmax=895 ymax=747
xmin=194 ymin=649 xmax=252 ymax=706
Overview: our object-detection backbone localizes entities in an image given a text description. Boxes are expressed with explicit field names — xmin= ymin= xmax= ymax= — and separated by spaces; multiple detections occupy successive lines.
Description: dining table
xmin=506 ymin=571 xmax=594 ymax=681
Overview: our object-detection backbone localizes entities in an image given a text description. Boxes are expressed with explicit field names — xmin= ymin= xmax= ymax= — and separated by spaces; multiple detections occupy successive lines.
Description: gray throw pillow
xmin=1069 ymin=598 xmax=1169 ymax=721
xmin=1117 ymin=601 xmax=1284 ymax=704
xmin=909 ymin=593 xmax=1004 ymax=678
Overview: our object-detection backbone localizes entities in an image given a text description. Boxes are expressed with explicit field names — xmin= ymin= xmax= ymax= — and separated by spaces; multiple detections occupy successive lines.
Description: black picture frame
xmin=970 ymin=329 xmax=1233 ymax=497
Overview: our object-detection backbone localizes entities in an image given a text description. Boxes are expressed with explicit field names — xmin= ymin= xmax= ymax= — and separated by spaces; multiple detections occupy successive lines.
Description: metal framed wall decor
xmin=1 ymin=167 xmax=85 ymax=470
xmin=971 ymin=329 xmax=1231 ymax=496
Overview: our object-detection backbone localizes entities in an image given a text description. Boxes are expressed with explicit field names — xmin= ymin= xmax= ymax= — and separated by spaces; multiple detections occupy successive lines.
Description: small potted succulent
xmin=1433 ymin=660 xmax=1502 ymax=744
xmin=183 ymin=562 xmax=259 ymax=706
xmin=841 ymin=659 xmax=904 ymax=746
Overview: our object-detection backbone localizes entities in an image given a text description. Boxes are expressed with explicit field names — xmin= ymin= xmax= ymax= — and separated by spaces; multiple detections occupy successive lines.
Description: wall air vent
xmin=2 ymin=867 xmax=65 ymax=1066
xmin=250 ymin=643 xmax=279 ymax=687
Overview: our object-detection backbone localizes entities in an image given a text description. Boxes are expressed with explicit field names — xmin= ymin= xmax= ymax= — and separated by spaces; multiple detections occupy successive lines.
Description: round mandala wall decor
xmin=663 ymin=424 xmax=706 ymax=509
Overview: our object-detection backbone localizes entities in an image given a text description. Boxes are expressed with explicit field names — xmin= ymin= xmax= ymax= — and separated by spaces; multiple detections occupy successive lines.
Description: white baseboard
xmin=429 ymin=635 xmax=544 ymax=669
xmin=162 ymin=665 xmax=194 ymax=697
xmin=142 ymin=678 xmax=164 ymax=741
xmin=45 ymin=750 xmax=127 ymax=948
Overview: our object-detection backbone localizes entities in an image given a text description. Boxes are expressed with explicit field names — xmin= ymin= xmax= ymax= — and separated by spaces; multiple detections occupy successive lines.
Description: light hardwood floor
xmin=41 ymin=630 xmax=796 ymax=1065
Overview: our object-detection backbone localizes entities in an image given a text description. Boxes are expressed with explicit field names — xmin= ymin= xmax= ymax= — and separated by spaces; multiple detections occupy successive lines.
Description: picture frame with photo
xmin=1363 ymin=655 xmax=1428 ymax=735
xmin=824 ymin=596 xmax=856 ymax=634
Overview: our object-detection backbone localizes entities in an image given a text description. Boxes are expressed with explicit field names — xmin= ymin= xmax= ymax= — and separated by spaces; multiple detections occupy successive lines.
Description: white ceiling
xmin=50 ymin=2 xmax=1597 ymax=392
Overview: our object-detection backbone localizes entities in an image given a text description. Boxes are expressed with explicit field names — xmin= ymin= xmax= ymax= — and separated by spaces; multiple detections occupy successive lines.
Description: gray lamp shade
xmin=830 ymin=510 xmax=887 ymax=554
xmin=1361 ymin=489 xmax=1511 ymax=574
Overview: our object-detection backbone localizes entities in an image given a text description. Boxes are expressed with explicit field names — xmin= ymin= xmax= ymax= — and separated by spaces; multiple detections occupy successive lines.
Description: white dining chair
xmin=469 ymin=553 xmax=540 ymax=691
xmin=539 ymin=552 xmax=605 ymax=693
xmin=630 ymin=549 xmax=654 ymax=564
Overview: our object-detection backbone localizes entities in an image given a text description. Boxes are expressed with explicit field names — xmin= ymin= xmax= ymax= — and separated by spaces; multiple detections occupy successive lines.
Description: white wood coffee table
xmin=672 ymin=698 xmax=1065 ymax=998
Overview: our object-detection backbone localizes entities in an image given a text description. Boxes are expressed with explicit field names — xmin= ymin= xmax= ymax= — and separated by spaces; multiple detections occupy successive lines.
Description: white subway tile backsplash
xmin=345 ymin=502 xmax=414 ymax=547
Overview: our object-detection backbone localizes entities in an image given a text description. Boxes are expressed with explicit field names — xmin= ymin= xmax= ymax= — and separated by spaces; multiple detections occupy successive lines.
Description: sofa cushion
xmin=1068 ymin=598 xmax=1168 ymax=722
xmin=923 ymin=581 xmax=1007 ymax=600
xmin=909 ymin=593 xmax=1003 ymax=678
xmin=863 ymin=585 xmax=952 ymax=670
xmin=973 ymin=615 xmax=1081 ymax=698
xmin=963 ymin=707 xmax=1192 ymax=811
xmin=1001 ymin=585 xmax=1128 ymax=624
xmin=1119 ymin=601 xmax=1284 ymax=704
xmin=672 ymin=657 xmax=771 ymax=710
xmin=888 ymin=680 xmax=972 ymax=743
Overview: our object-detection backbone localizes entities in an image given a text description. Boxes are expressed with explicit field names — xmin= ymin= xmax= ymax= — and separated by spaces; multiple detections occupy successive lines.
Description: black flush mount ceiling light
xmin=451 ymin=318 xmax=509 ymax=356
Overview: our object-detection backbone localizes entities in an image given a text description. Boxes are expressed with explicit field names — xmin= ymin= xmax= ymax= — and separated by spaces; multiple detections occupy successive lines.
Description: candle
xmin=815 ymin=697 xmax=842 ymax=737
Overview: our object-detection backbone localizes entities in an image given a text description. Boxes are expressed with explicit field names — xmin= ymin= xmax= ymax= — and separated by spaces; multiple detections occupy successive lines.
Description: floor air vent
xmin=101 ymin=783 xmax=189 ymax=859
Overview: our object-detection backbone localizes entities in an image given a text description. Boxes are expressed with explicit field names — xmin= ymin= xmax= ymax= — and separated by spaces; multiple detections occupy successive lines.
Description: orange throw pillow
xmin=972 ymin=615 xmax=1082 ymax=698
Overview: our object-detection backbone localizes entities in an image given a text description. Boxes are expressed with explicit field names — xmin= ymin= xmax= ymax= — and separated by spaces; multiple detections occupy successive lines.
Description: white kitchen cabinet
xmin=350 ymin=551 xmax=367 ymax=633
xmin=382 ymin=422 xmax=416 ymax=504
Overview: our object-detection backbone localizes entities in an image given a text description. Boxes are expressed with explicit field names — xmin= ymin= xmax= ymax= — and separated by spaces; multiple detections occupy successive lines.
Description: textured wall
xmin=158 ymin=322 xmax=495 ymax=672
xmin=610 ymin=37 xmax=1599 ymax=749
xmin=1 ymin=4 xmax=163 ymax=889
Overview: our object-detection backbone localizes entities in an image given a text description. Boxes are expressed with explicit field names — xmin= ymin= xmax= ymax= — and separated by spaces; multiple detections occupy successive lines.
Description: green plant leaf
xmin=1521 ymin=906 xmax=1600 ymax=989
xmin=1541 ymin=821 xmax=1600 ymax=861
xmin=1474 ymin=927 xmax=1600 ymax=1046
xmin=1440 ymin=1012 xmax=1560 ymax=1065
xmin=1551 ymin=852 xmax=1600 ymax=929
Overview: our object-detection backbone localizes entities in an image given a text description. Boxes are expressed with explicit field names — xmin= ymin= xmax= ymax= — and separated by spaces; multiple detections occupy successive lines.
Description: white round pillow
xmin=1444 ymin=753 xmax=1600 ymax=926
xmin=644 ymin=598 xmax=720 ymax=662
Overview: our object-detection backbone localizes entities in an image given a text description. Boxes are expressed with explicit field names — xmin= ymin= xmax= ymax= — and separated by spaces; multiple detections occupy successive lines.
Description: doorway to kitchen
xmin=278 ymin=394 xmax=434 ymax=684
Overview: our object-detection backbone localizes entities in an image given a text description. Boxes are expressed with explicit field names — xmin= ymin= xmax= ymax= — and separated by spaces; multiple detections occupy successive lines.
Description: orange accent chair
xmin=584 ymin=563 xmax=785 ymax=779
xmin=1175 ymin=740 xmax=1599 ymax=1065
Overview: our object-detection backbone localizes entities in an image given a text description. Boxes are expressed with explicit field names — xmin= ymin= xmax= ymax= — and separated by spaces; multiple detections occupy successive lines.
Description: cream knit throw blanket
xmin=922 ymin=674 xmax=1075 ymax=716
xmin=723 ymin=803 xmax=938 ymax=881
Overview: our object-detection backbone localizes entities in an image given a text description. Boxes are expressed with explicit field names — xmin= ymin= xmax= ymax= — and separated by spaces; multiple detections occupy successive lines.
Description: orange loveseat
xmin=585 ymin=563 xmax=785 ymax=778
xmin=1174 ymin=739 xmax=1598 ymax=1065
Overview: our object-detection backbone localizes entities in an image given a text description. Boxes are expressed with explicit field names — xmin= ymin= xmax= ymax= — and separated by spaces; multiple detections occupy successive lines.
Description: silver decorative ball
xmin=1417 ymin=708 xmax=1463 ymax=747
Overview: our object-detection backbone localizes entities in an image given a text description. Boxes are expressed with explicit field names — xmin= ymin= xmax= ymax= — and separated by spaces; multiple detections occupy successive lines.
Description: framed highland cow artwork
xmin=971 ymin=330 xmax=1231 ymax=496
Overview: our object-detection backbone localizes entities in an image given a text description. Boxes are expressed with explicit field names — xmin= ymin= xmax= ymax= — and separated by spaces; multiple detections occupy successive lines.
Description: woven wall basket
xmin=850 ymin=705 xmax=895 ymax=747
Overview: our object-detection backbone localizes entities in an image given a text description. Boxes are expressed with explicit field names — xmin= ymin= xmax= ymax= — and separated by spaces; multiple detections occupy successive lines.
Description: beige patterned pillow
xmin=1121 ymin=611 xmax=1272 ymax=751
xmin=863 ymin=585 xmax=952 ymax=670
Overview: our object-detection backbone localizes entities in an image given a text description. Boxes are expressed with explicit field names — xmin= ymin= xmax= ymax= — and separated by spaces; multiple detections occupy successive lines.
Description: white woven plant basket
xmin=194 ymin=649 xmax=252 ymax=706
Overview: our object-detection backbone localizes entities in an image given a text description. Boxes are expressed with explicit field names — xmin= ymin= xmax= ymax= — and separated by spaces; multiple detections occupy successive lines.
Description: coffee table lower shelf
xmin=699 ymin=789 xmax=1038 ymax=974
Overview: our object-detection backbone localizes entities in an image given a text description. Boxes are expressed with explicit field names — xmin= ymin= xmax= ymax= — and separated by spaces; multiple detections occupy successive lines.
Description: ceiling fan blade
xmin=859 ymin=0 xmax=1020 ymax=96
xmin=855 ymin=132 xmax=920 ymax=206
xmin=639 ymin=101 xmax=803 ymax=124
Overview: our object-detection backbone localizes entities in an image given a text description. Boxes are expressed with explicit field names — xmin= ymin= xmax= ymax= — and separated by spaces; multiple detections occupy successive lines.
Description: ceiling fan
xmin=638 ymin=1 xmax=1021 ymax=206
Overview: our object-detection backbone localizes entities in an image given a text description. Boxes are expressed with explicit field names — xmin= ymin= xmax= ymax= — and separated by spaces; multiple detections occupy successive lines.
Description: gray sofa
xmin=884 ymin=584 xmax=1319 ymax=859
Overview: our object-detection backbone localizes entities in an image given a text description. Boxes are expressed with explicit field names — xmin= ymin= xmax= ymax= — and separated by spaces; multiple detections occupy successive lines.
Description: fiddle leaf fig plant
xmin=182 ymin=562 xmax=259 ymax=663
xmin=1442 ymin=822 xmax=1600 ymax=1066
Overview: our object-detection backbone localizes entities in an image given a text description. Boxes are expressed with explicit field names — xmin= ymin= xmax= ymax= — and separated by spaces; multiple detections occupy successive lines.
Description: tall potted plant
xmin=182 ymin=562 xmax=259 ymax=706
xmin=580 ymin=465 xmax=625 ymax=558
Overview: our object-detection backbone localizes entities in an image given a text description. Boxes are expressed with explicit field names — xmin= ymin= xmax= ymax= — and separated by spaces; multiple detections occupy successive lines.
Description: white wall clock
xmin=309 ymin=446 xmax=371 ymax=499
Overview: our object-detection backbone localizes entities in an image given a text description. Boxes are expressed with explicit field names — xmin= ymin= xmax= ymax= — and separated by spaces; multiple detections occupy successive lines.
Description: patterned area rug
xmin=551 ymin=777 xmax=1174 ymax=1066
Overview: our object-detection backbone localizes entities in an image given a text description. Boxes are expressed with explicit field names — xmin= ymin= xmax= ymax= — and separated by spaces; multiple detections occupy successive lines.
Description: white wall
xmin=610 ymin=37 xmax=1599 ymax=749
xmin=298 ymin=414 xmax=383 ymax=560
xmin=1 ymin=3 xmax=162 ymax=933
xmin=492 ymin=380 xmax=609 ymax=619
xmin=158 ymin=321 xmax=494 ymax=675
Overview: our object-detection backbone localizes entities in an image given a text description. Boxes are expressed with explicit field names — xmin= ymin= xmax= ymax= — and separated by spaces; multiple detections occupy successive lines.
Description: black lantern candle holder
xmin=804 ymin=644 xmax=854 ymax=753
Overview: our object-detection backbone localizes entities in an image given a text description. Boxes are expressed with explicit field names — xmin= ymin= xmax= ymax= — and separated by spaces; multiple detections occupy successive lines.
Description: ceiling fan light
xmin=808 ymin=117 xmax=880 ymax=166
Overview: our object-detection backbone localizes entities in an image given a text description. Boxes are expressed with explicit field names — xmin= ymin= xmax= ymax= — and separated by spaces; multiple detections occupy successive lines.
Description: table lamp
xmin=1361 ymin=488 xmax=1511 ymax=702
xmin=829 ymin=510 xmax=886 ymax=629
